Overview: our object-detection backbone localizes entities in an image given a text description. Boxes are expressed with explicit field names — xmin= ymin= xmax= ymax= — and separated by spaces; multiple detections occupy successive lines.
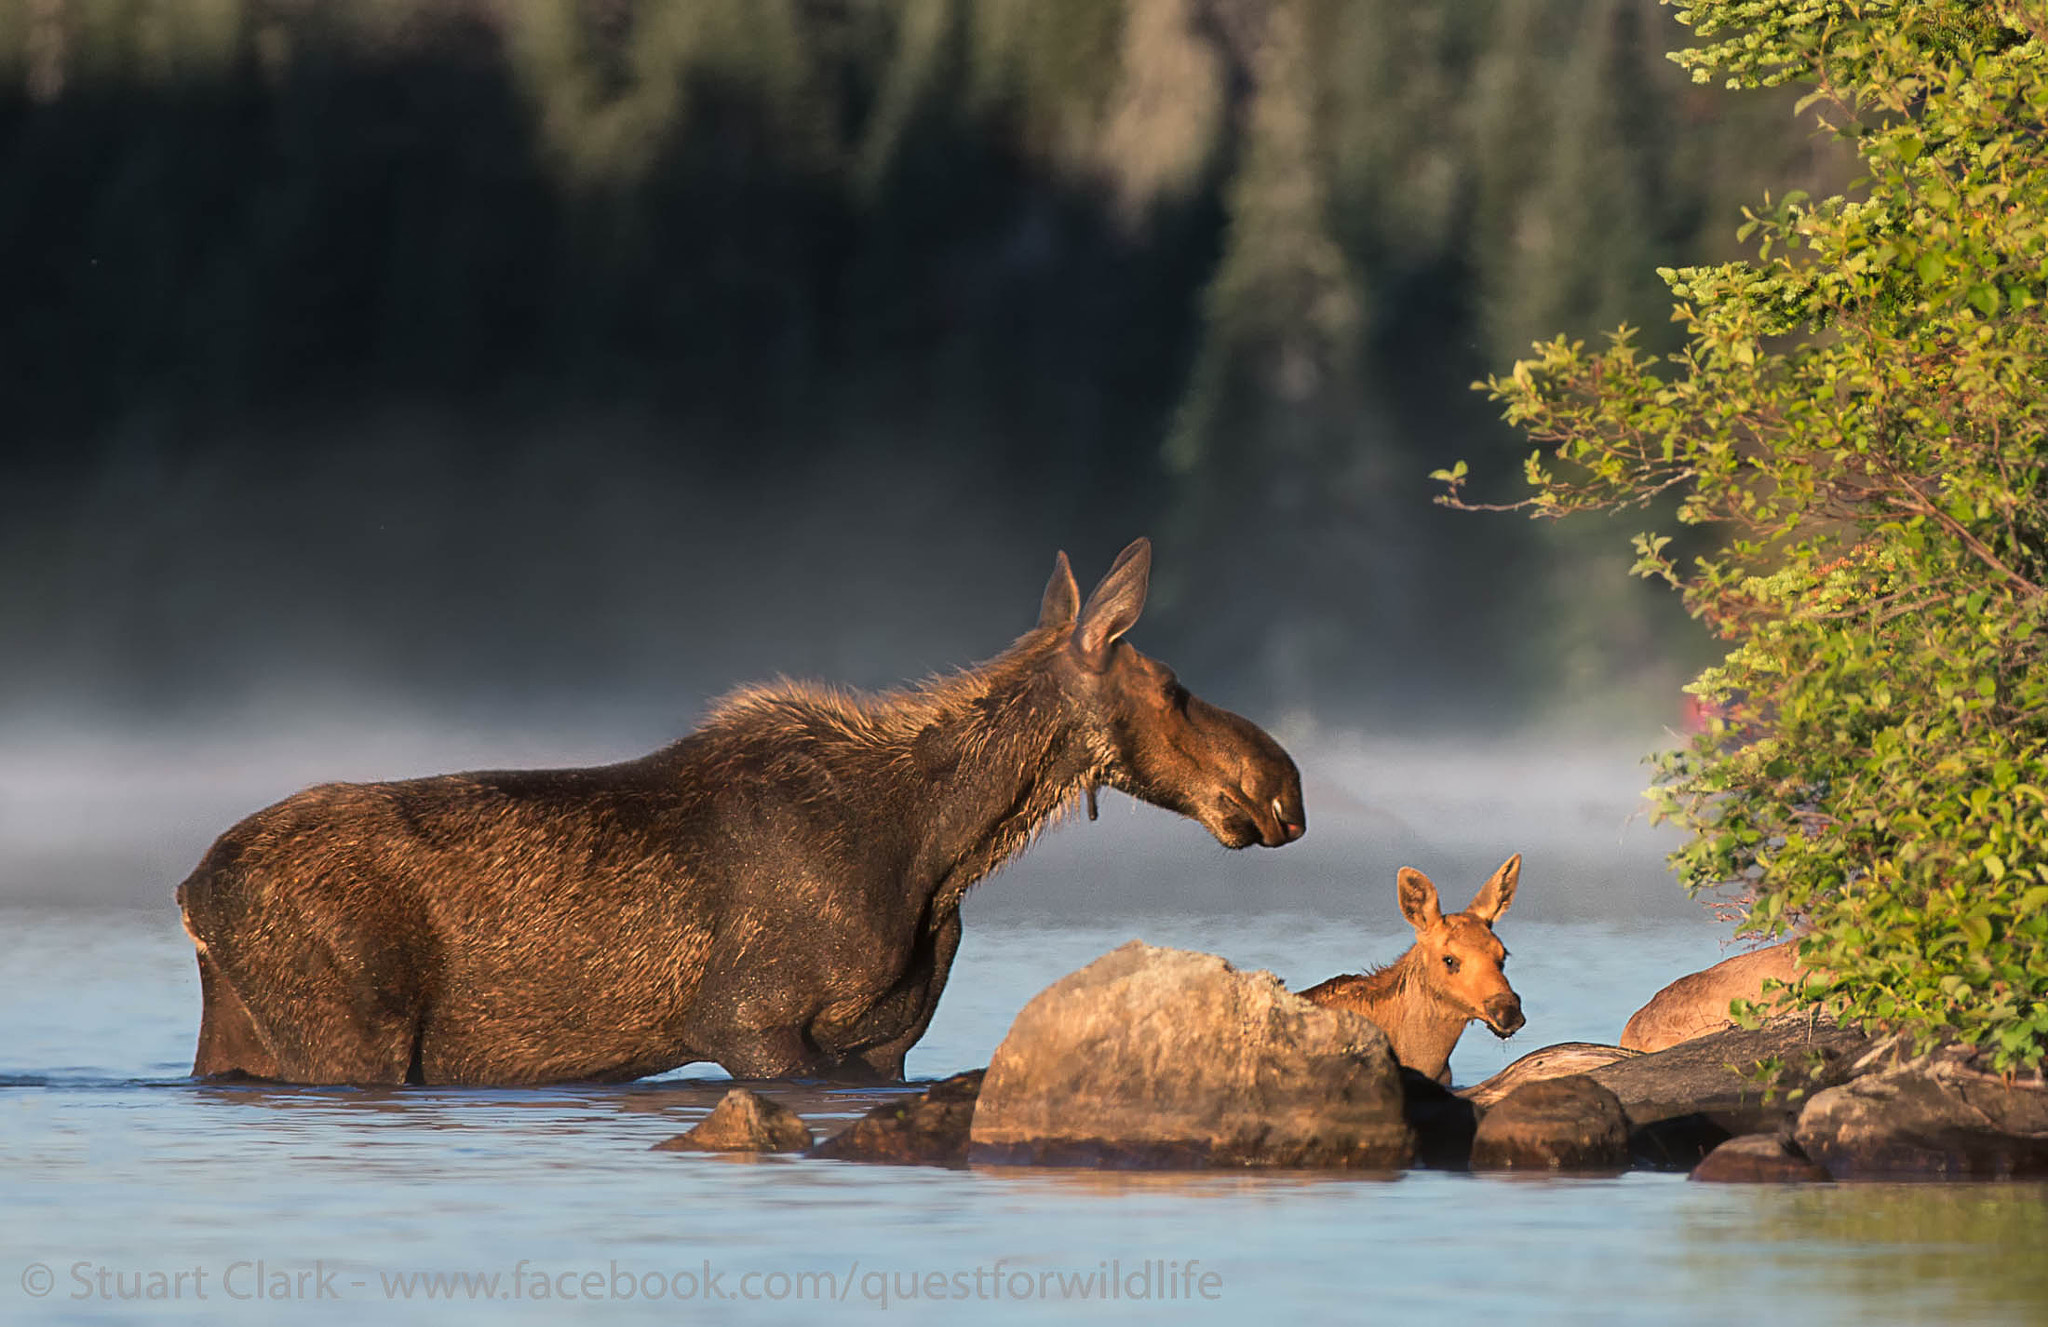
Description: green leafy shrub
xmin=1441 ymin=1 xmax=2048 ymax=1069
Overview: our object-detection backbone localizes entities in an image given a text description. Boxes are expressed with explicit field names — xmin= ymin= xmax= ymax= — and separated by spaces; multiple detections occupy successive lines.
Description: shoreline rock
xmin=1454 ymin=1023 xmax=1873 ymax=1172
xmin=1588 ymin=1020 xmax=1872 ymax=1171
xmin=1469 ymin=1075 xmax=1629 ymax=1173
xmin=810 ymin=1071 xmax=985 ymax=1166
xmin=1460 ymin=1042 xmax=1641 ymax=1109
xmin=1794 ymin=1051 xmax=2048 ymax=1180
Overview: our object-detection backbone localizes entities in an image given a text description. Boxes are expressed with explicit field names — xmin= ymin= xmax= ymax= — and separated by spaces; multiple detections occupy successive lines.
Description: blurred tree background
xmin=0 ymin=0 xmax=1844 ymax=734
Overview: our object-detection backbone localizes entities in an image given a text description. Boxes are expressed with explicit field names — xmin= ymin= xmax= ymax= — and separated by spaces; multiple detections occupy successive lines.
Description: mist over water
xmin=0 ymin=707 xmax=1702 ymax=924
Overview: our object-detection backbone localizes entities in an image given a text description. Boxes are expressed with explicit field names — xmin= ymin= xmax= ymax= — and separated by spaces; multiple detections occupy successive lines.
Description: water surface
xmin=3 ymin=737 xmax=2043 ymax=1324
xmin=4 ymin=907 xmax=2045 ymax=1326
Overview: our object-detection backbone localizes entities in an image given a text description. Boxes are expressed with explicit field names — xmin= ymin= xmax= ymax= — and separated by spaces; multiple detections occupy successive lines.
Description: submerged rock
xmin=968 ymin=942 xmax=1413 ymax=1169
xmin=1794 ymin=1052 xmax=2048 ymax=1180
xmin=653 ymin=1088 xmax=813 ymax=1153
xmin=810 ymin=1070 xmax=985 ymax=1167
xmin=1689 ymin=1132 xmax=1831 ymax=1183
xmin=1468 ymin=1075 xmax=1629 ymax=1173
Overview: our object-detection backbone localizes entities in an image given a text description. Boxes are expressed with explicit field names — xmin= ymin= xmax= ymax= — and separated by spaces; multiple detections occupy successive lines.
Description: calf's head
xmin=1039 ymin=538 xmax=1305 ymax=849
xmin=1400 ymin=854 xmax=1525 ymax=1038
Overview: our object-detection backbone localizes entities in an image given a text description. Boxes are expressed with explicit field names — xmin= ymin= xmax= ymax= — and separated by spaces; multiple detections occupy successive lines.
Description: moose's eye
xmin=1166 ymin=682 xmax=1190 ymax=711
xmin=1442 ymin=955 xmax=1461 ymax=974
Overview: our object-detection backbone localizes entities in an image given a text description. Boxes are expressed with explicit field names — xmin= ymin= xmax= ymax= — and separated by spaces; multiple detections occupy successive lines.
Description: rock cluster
xmin=1793 ymin=1050 xmax=2048 ymax=1179
xmin=648 ymin=945 xmax=2047 ymax=1182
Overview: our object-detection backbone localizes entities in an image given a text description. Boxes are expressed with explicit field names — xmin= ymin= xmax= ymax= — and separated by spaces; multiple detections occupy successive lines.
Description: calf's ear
xmin=1466 ymin=854 xmax=1521 ymax=923
xmin=1397 ymin=868 xmax=1443 ymax=932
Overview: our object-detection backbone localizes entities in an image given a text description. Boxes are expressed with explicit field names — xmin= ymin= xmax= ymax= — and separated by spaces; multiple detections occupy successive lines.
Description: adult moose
xmin=177 ymin=538 xmax=1306 ymax=1086
xmin=1297 ymin=856 xmax=1525 ymax=1084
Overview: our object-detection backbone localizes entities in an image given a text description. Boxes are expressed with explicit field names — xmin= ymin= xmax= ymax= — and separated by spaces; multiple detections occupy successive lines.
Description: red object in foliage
xmin=1682 ymin=694 xmax=1730 ymax=735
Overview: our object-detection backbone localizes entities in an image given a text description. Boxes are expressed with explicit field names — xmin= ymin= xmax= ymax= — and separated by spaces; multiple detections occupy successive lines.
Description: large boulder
xmin=1469 ymin=1075 xmax=1629 ymax=1172
xmin=1794 ymin=1052 xmax=2048 ymax=1179
xmin=968 ymin=942 xmax=1413 ymax=1169
xmin=811 ymin=1070 xmax=985 ymax=1167
xmin=653 ymin=1087 xmax=813 ymax=1153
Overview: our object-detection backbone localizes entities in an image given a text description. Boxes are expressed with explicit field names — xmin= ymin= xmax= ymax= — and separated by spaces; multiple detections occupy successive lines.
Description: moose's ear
xmin=1397 ymin=868 xmax=1443 ymax=932
xmin=1038 ymin=550 xmax=1081 ymax=629
xmin=1072 ymin=537 xmax=1151 ymax=670
xmin=1467 ymin=853 xmax=1521 ymax=924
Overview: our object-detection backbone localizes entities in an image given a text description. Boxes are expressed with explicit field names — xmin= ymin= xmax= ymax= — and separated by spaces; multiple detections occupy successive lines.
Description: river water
xmin=2 ymin=733 xmax=2044 ymax=1324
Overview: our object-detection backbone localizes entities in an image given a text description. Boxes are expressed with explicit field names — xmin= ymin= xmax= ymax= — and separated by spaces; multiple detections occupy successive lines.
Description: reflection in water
xmin=179 ymin=1075 xmax=913 ymax=1150
xmin=965 ymin=1165 xmax=1406 ymax=1197
xmin=1678 ymin=1185 xmax=2048 ymax=1323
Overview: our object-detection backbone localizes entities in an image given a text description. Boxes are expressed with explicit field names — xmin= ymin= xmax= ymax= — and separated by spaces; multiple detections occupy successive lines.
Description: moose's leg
xmin=843 ymin=910 xmax=964 ymax=1082
xmin=207 ymin=944 xmax=419 ymax=1086
xmin=191 ymin=945 xmax=281 ymax=1080
xmin=709 ymin=1024 xmax=816 ymax=1080
xmin=183 ymin=882 xmax=422 ymax=1086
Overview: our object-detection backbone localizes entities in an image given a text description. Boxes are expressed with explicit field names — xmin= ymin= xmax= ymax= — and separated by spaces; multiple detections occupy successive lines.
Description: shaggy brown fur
xmin=177 ymin=539 xmax=1305 ymax=1086
xmin=1619 ymin=939 xmax=1805 ymax=1053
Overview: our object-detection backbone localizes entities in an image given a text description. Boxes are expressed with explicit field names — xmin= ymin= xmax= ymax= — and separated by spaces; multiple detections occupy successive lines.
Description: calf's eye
xmin=1442 ymin=955 xmax=1460 ymax=974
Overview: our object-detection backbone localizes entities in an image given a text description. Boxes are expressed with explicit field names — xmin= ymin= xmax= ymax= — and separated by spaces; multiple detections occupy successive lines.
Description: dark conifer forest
xmin=0 ymin=1 xmax=1841 ymax=731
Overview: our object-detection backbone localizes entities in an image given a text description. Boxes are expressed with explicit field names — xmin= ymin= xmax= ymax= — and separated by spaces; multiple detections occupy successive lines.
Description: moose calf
xmin=1298 ymin=855 xmax=1526 ymax=1084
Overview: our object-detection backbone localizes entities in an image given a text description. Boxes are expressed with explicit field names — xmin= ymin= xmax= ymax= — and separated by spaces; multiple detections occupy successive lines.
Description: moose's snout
xmin=1482 ymin=993 xmax=1525 ymax=1039
xmin=1232 ymin=767 xmax=1305 ymax=848
xmin=1263 ymin=788 xmax=1307 ymax=846
xmin=1269 ymin=786 xmax=1302 ymax=839
xmin=1166 ymin=694 xmax=1306 ymax=850
xmin=1241 ymin=717 xmax=1305 ymax=848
